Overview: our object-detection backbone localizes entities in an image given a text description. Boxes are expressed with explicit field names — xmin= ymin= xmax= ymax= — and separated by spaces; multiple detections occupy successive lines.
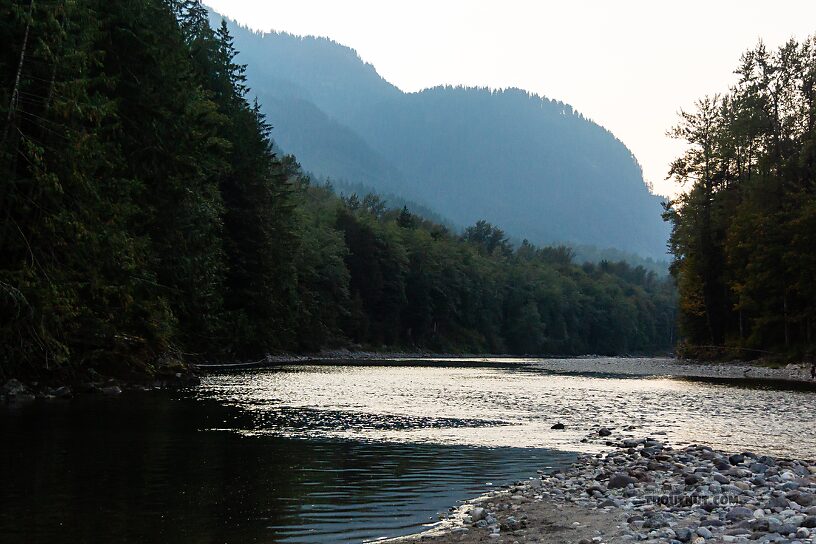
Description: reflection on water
xmin=2 ymin=358 xmax=815 ymax=543
xmin=0 ymin=391 xmax=572 ymax=543
xmin=202 ymin=361 xmax=816 ymax=458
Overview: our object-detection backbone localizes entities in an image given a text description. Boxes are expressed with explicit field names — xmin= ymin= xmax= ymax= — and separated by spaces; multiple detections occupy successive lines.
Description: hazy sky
xmin=206 ymin=0 xmax=816 ymax=197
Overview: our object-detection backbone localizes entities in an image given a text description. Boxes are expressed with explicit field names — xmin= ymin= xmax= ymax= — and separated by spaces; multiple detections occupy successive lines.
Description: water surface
xmin=202 ymin=361 xmax=816 ymax=456
xmin=2 ymin=358 xmax=815 ymax=543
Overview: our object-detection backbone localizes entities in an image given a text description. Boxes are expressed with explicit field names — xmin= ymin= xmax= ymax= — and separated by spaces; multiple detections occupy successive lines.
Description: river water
xmin=2 ymin=358 xmax=815 ymax=543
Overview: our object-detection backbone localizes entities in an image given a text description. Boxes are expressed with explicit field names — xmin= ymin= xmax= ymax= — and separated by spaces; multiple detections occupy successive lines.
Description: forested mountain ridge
xmin=665 ymin=36 xmax=816 ymax=360
xmin=217 ymin=16 xmax=671 ymax=259
xmin=220 ymin=23 xmax=410 ymax=195
xmin=0 ymin=0 xmax=676 ymax=381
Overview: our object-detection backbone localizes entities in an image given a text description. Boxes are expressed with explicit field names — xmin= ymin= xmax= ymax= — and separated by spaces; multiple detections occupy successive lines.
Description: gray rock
xmin=608 ymin=473 xmax=638 ymax=489
xmin=726 ymin=506 xmax=754 ymax=521
xmin=802 ymin=515 xmax=816 ymax=528
xmin=729 ymin=454 xmax=746 ymax=465
xmin=644 ymin=513 xmax=671 ymax=529
xmin=550 ymin=422 xmax=565 ymax=430
xmin=501 ymin=516 xmax=521 ymax=531
xmin=675 ymin=527 xmax=693 ymax=542
xmin=791 ymin=492 xmax=814 ymax=507
xmin=470 ymin=507 xmax=486 ymax=522
xmin=785 ymin=515 xmax=805 ymax=527
xmin=1 ymin=379 xmax=27 ymax=396
xmin=765 ymin=516 xmax=783 ymax=533
xmin=696 ymin=526 xmax=713 ymax=539
xmin=52 ymin=386 xmax=72 ymax=398
xmin=750 ymin=463 xmax=770 ymax=474
xmin=598 ymin=427 xmax=612 ymax=437
xmin=753 ymin=518 xmax=771 ymax=532
xmin=685 ymin=474 xmax=702 ymax=485
xmin=766 ymin=496 xmax=791 ymax=509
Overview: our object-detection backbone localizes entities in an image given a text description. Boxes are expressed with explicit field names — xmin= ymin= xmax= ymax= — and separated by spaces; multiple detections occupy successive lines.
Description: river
xmin=2 ymin=358 xmax=815 ymax=542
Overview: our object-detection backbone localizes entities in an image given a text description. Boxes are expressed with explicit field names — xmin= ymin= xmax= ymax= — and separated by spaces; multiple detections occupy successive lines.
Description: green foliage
xmin=0 ymin=0 xmax=677 ymax=380
xmin=665 ymin=36 xmax=816 ymax=359
xmin=328 ymin=202 xmax=676 ymax=355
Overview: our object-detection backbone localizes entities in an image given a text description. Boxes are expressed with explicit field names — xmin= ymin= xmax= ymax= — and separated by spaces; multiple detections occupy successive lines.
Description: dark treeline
xmin=0 ymin=0 xmax=675 ymax=379
xmin=665 ymin=36 xmax=816 ymax=359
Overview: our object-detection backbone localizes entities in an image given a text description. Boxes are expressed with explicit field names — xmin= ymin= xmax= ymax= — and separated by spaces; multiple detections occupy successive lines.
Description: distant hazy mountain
xmin=216 ymin=13 xmax=670 ymax=259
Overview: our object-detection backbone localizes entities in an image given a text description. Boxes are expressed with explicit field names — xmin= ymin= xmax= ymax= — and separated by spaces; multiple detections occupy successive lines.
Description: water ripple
xmin=200 ymin=361 xmax=816 ymax=458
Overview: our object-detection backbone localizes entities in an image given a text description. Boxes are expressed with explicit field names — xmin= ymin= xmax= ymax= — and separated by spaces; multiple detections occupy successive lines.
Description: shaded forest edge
xmin=665 ymin=35 xmax=816 ymax=364
xmin=0 ymin=1 xmax=676 ymax=386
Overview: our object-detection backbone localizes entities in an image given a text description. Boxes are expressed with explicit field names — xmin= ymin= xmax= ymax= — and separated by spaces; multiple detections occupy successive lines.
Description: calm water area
xmin=2 ymin=358 xmax=815 ymax=542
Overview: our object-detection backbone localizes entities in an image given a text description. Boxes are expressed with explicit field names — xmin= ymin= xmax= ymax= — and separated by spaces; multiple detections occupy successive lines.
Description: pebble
xmin=433 ymin=430 xmax=816 ymax=544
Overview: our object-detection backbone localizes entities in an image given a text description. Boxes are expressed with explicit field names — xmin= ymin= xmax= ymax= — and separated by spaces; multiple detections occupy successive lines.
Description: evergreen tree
xmin=666 ymin=36 xmax=816 ymax=359
xmin=0 ymin=0 xmax=678 ymax=380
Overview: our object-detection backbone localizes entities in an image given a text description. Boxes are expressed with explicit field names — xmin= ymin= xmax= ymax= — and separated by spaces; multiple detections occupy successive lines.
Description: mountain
xmin=215 ymin=13 xmax=670 ymax=259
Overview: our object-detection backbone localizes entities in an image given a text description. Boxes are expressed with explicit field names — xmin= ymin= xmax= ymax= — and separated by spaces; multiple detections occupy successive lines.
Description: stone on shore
xmin=409 ymin=431 xmax=816 ymax=544
xmin=607 ymin=473 xmax=637 ymax=489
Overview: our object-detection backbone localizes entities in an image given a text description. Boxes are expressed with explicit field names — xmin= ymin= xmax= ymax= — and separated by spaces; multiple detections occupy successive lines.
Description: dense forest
xmin=325 ymin=179 xmax=669 ymax=275
xmin=217 ymin=20 xmax=671 ymax=260
xmin=0 ymin=0 xmax=676 ymax=380
xmin=665 ymin=36 xmax=816 ymax=360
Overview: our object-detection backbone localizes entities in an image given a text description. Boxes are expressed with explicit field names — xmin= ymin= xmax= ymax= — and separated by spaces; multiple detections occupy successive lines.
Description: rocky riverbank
xmin=396 ymin=430 xmax=816 ymax=544
xmin=0 ymin=362 xmax=200 ymax=403
xmin=519 ymin=358 xmax=816 ymax=384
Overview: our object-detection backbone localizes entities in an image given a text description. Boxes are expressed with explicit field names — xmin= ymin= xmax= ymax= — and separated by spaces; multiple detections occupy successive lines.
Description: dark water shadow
xmin=0 ymin=391 xmax=574 ymax=543
xmin=670 ymin=375 xmax=816 ymax=392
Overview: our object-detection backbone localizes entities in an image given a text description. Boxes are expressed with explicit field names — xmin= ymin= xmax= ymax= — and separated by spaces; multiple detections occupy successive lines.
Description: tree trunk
xmin=2 ymin=0 xmax=35 ymax=148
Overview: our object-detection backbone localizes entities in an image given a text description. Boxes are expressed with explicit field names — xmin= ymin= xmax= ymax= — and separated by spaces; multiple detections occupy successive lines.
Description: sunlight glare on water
xmin=200 ymin=360 xmax=816 ymax=458
xmin=3 ymin=359 xmax=815 ymax=544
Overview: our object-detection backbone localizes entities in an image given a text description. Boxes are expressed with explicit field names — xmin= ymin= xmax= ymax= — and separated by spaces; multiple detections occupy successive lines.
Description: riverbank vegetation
xmin=0 ymin=0 xmax=675 ymax=380
xmin=665 ymin=36 xmax=816 ymax=361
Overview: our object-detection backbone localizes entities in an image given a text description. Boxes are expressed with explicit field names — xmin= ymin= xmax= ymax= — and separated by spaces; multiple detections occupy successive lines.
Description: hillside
xmin=0 ymin=1 xmax=677 ymax=379
xmin=217 ymin=16 xmax=670 ymax=259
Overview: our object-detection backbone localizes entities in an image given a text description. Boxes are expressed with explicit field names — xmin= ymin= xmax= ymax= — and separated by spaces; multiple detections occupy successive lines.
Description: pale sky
xmin=206 ymin=0 xmax=816 ymax=197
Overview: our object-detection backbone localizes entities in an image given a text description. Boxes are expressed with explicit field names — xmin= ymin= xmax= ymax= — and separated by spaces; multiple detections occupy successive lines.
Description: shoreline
xmin=389 ymin=430 xmax=816 ymax=544
xmin=0 ymin=365 xmax=200 ymax=403
xmin=4 ymin=353 xmax=813 ymax=404
xmin=200 ymin=352 xmax=816 ymax=385
xmin=4 ymin=355 xmax=815 ymax=543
